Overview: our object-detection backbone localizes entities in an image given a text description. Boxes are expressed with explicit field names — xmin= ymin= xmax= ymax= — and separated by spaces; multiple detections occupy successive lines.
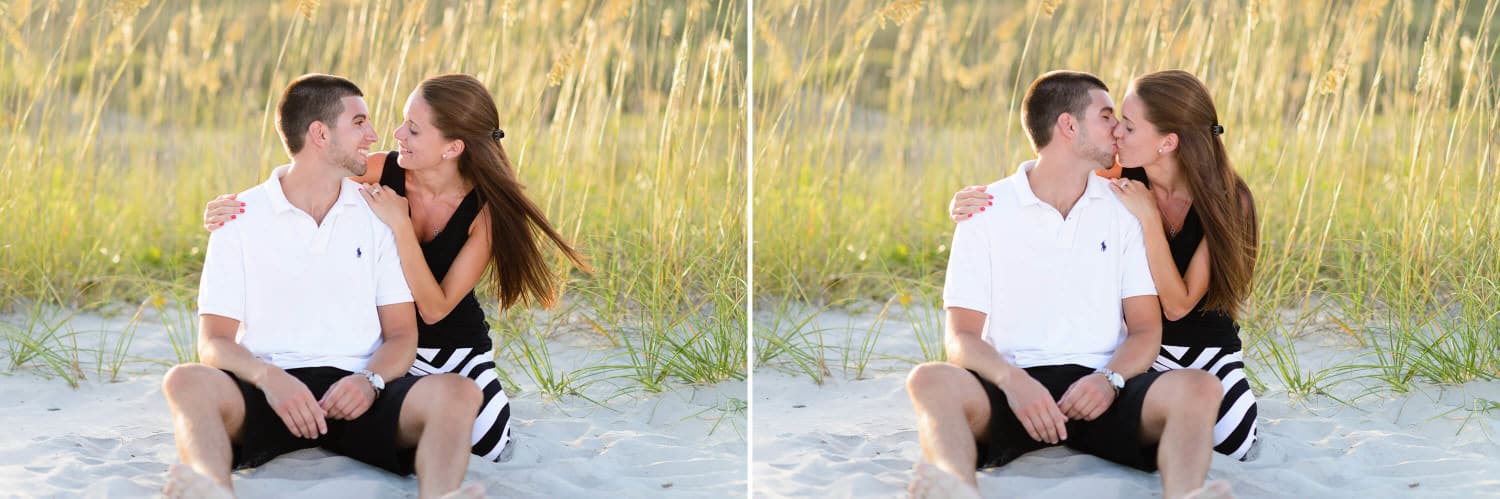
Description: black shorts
xmin=968 ymin=364 xmax=1164 ymax=472
xmin=225 ymin=367 xmax=422 ymax=475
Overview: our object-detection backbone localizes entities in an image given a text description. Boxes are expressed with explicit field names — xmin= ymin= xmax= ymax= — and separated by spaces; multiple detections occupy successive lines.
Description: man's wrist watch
xmin=1095 ymin=368 xmax=1125 ymax=395
xmin=357 ymin=369 xmax=385 ymax=398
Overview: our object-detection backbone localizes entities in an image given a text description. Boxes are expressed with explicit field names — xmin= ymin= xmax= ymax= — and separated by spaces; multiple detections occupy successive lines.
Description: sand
xmin=752 ymin=303 xmax=1500 ymax=498
xmin=0 ymin=309 xmax=746 ymax=498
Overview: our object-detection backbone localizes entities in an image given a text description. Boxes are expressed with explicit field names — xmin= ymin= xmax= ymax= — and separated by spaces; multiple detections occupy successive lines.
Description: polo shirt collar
xmin=262 ymin=164 xmax=362 ymax=215
xmin=1009 ymin=159 xmax=1108 ymax=208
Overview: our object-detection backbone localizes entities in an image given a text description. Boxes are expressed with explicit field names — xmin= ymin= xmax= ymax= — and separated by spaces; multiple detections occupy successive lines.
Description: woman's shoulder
xmin=345 ymin=152 xmax=394 ymax=186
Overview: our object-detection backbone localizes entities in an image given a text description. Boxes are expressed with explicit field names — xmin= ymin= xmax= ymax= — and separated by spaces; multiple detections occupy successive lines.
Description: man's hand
xmin=256 ymin=366 xmax=327 ymax=438
xmin=1057 ymin=373 xmax=1117 ymax=422
xmin=319 ymin=374 xmax=376 ymax=421
xmin=999 ymin=371 xmax=1068 ymax=444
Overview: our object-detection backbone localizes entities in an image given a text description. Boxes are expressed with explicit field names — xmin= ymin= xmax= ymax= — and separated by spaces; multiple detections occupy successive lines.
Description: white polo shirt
xmin=942 ymin=160 xmax=1157 ymax=370
xmin=197 ymin=165 xmax=413 ymax=372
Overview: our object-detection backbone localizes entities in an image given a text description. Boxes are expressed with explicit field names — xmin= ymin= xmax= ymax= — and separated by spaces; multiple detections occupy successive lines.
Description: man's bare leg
xmin=164 ymin=464 xmax=234 ymax=499
xmin=1184 ymin=480 xmax=1234 ymax=499
xmin=1139 ymin=369 xmax=1225 ymax=499
xmin=397 ymin=373 xmax=486 ymax=499
xmin=905 ymin=362 xmax=993 ymax=492
xmin=161 ymin=363 xmax=246 ymax=497
xmin=909 ymin=460 xmax=982 ymax=499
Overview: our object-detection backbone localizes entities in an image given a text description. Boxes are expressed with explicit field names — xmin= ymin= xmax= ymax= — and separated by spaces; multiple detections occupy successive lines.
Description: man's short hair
xmin=1021 ymin=71 xmax=1109 ymax=150
xmin=276 ymin=74 xmax=363 ymax=155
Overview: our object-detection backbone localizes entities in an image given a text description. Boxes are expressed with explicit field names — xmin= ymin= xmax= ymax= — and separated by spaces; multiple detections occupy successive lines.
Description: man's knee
xmin=907 ymin=362 xmax=965 ymax=399
xmin=419 ymin=374 xmax=483 ymax=415
xmin=162 ymin=363 xmax=225 ymax=402
xmin=1161 ymin=370 xmax=1221 ymax=412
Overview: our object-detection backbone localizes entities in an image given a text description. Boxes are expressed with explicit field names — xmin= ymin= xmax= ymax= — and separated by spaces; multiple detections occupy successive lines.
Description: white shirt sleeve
xmin=373 ymin=225 xmax=414 ymax=306
xmin=942 ymin=213 xmax=992 ymax=314
xmin=1119 ymin=217 xmax=1158 ymax=299
xmin=197 ymin=224 xmax=246 ymax=320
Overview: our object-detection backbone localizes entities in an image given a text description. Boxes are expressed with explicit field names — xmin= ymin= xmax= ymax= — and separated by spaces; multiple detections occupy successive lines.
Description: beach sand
xmin=0 ymin=309 xmax=746 ymax=498
xmin=752 ymin=304 xmax=1500 ymax=498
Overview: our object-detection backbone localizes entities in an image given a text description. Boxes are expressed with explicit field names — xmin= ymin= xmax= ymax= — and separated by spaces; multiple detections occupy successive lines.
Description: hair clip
xmin=492 ymin=129 xmax=505 ymax=140
xmin=1210 ymin=124 xmax=1225 ymax=136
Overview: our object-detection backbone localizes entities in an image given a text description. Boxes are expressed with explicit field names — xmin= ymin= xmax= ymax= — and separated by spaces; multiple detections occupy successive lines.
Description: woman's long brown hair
xmin=419 ymin=74 xmax=589 ymax=310
xmin=1133 ymin=70 xmax=1258 ymax=319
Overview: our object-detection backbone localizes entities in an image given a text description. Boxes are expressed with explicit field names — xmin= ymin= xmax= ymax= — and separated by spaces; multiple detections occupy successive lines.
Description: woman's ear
xmin=446 ymin=139 xmax=466 ymax=159
xmin=1160 ymin=133 xmax=1180 ymax=154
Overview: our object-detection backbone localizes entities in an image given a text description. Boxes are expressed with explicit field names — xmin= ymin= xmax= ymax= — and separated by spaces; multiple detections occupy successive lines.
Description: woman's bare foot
xmin=163 ymin=464 xmax=233 ymax=499
xmin=908 ymin=461 xmax=980 ymax=499
xmin=438 ymin=482 xmax=486 ymax=499
xmin=1183 ymin=480 xmax=1234 ymax=499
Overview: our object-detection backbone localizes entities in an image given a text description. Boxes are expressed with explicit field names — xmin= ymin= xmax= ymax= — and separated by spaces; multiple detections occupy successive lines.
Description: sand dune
xmin=752 ymin=306 xmax=1500 ymax=498
xmin=0 ymin=311 xmax=746 ymax=498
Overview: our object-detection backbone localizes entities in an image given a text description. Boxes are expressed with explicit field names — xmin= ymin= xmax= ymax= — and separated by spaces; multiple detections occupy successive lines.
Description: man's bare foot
xmin=1183 ymin=480 xmax=1234 ymax=499
xmin=164 ymin=464 xmax=233 ymax=499
xmin=908 ymin=461 xmax=980 ymax=499
xmin=438 ymin=482 xmax=486 ymax=499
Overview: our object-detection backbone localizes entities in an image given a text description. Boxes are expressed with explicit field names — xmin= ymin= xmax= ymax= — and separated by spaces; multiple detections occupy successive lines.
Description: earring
xmin=1156 ymin=148 xmax=1162 ymax=154
xmin=441 ymin=153 xmax=448 ymax=160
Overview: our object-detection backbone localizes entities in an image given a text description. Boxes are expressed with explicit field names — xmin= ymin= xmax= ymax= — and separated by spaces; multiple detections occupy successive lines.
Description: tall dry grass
xmin=0 ymin=0 xmax=746 ymax=395
xmin=753 ymin=0 xmax=1500 ymax=395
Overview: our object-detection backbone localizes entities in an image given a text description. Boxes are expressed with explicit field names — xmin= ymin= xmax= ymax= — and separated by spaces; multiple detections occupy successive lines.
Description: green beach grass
xmin=753 ymin=0 xmax=1500 ymax=396
xmin=0 ymin=0 xmax=747 ymax=400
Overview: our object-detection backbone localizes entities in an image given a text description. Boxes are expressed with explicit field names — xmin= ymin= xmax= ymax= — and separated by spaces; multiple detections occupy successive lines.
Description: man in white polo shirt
xmin=906 ymin=71 xmax=1228 ymax=499
xmin=161 ymin=74 xmax=483 ymax=499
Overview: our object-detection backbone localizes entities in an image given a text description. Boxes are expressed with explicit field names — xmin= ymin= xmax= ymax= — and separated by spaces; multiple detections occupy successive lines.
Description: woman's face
xmin=392 ymin=92 xmax=454 ymax=170
xmin=1112 ymin=92 xmax=1169 ymax=168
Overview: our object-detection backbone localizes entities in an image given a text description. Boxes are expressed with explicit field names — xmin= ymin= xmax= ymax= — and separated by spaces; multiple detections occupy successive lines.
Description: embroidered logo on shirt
xmin=356 ymin=247 xmax=362 ymax=258
xmin=1100 ymin=241 xmax=1107 ymax=252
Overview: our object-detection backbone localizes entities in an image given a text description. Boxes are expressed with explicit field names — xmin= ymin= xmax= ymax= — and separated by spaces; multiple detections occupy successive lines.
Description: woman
xmin=947 ymin=70 xmax=1260 ymax=460
xmin=203 ymin=74 xmax=588 ymax=463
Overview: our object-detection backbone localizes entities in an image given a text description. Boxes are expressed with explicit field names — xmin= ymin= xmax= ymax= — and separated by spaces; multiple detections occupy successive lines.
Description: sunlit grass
xmin=0 ymin=0 xmax=746 ymax=400
xmin=753 ymin=0 xmax=1500 ymax=396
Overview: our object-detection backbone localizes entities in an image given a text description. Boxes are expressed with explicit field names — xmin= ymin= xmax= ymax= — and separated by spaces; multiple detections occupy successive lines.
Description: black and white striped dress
xmin=380 ymin=152 xmax=513 ymax=463
xmin=410 ymin=347 xmax=512 ymax=462
xmin=1122 ymin=167 xmax=1258 ymax=461
xmin=1153 ymin=345 xmax=1257 ymax=459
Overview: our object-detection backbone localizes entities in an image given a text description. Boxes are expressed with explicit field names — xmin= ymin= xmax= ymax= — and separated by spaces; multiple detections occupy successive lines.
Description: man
xmin=905 ymin=71 xmax=1231 ymax=499
xmin=161 ymin=74 xmax=483 ymax=499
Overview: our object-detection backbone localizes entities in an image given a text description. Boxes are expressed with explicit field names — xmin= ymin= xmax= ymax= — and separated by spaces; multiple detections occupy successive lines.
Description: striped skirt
xmin=409 ymin=347 xmax=513 ymax=463
xmin=1152 ymin=345 xmax=1258 ymax=461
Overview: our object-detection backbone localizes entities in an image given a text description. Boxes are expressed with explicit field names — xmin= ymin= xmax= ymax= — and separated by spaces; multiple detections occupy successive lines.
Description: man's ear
xmin=1055 ymin=112 xmax=1078 ymax=142
xmin=306 ymin=121 xmax=329 ymax=150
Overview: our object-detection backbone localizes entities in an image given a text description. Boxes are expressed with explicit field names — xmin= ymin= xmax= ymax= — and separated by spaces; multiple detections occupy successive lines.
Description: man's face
xmin=327 ymin=96 xmax=378 ymax=176
xmin=1072 ymin=88 xmax=1118 ymax=169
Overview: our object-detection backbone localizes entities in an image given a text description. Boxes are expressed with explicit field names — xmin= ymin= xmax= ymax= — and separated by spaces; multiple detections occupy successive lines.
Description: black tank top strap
xmin=380 ymin=151 xmax=407 ymax=195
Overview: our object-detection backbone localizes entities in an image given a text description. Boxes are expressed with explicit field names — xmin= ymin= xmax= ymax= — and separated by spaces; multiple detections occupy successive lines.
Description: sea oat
xmin=296 ymin=0 xmax=318 ymax=21
xmin=1041 ymin=0 xmax=1064 ymax=17
xmin=108 ymin=0 xmax=150 ymax=21
xmin=876 ymin=0 xmax=924 ymax=28
xmin=1320 ymin=62 xmax=1346 ymax=95
xmin=547 ymin=52 xmax=575 ymax=87
xmin=600 ymin=0 xmax=633 ymax=26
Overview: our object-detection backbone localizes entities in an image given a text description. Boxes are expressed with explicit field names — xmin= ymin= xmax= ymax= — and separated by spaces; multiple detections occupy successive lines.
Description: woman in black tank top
xmin=947 ymin=71 xmax=1261 ymax=460
xmin=203 ymin=74 xmax=587 ymax=464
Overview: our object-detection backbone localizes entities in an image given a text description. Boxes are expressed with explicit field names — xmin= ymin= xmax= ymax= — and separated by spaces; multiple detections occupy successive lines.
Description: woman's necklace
xmin=1157 ymin=194 xmax=1190 ymax=238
